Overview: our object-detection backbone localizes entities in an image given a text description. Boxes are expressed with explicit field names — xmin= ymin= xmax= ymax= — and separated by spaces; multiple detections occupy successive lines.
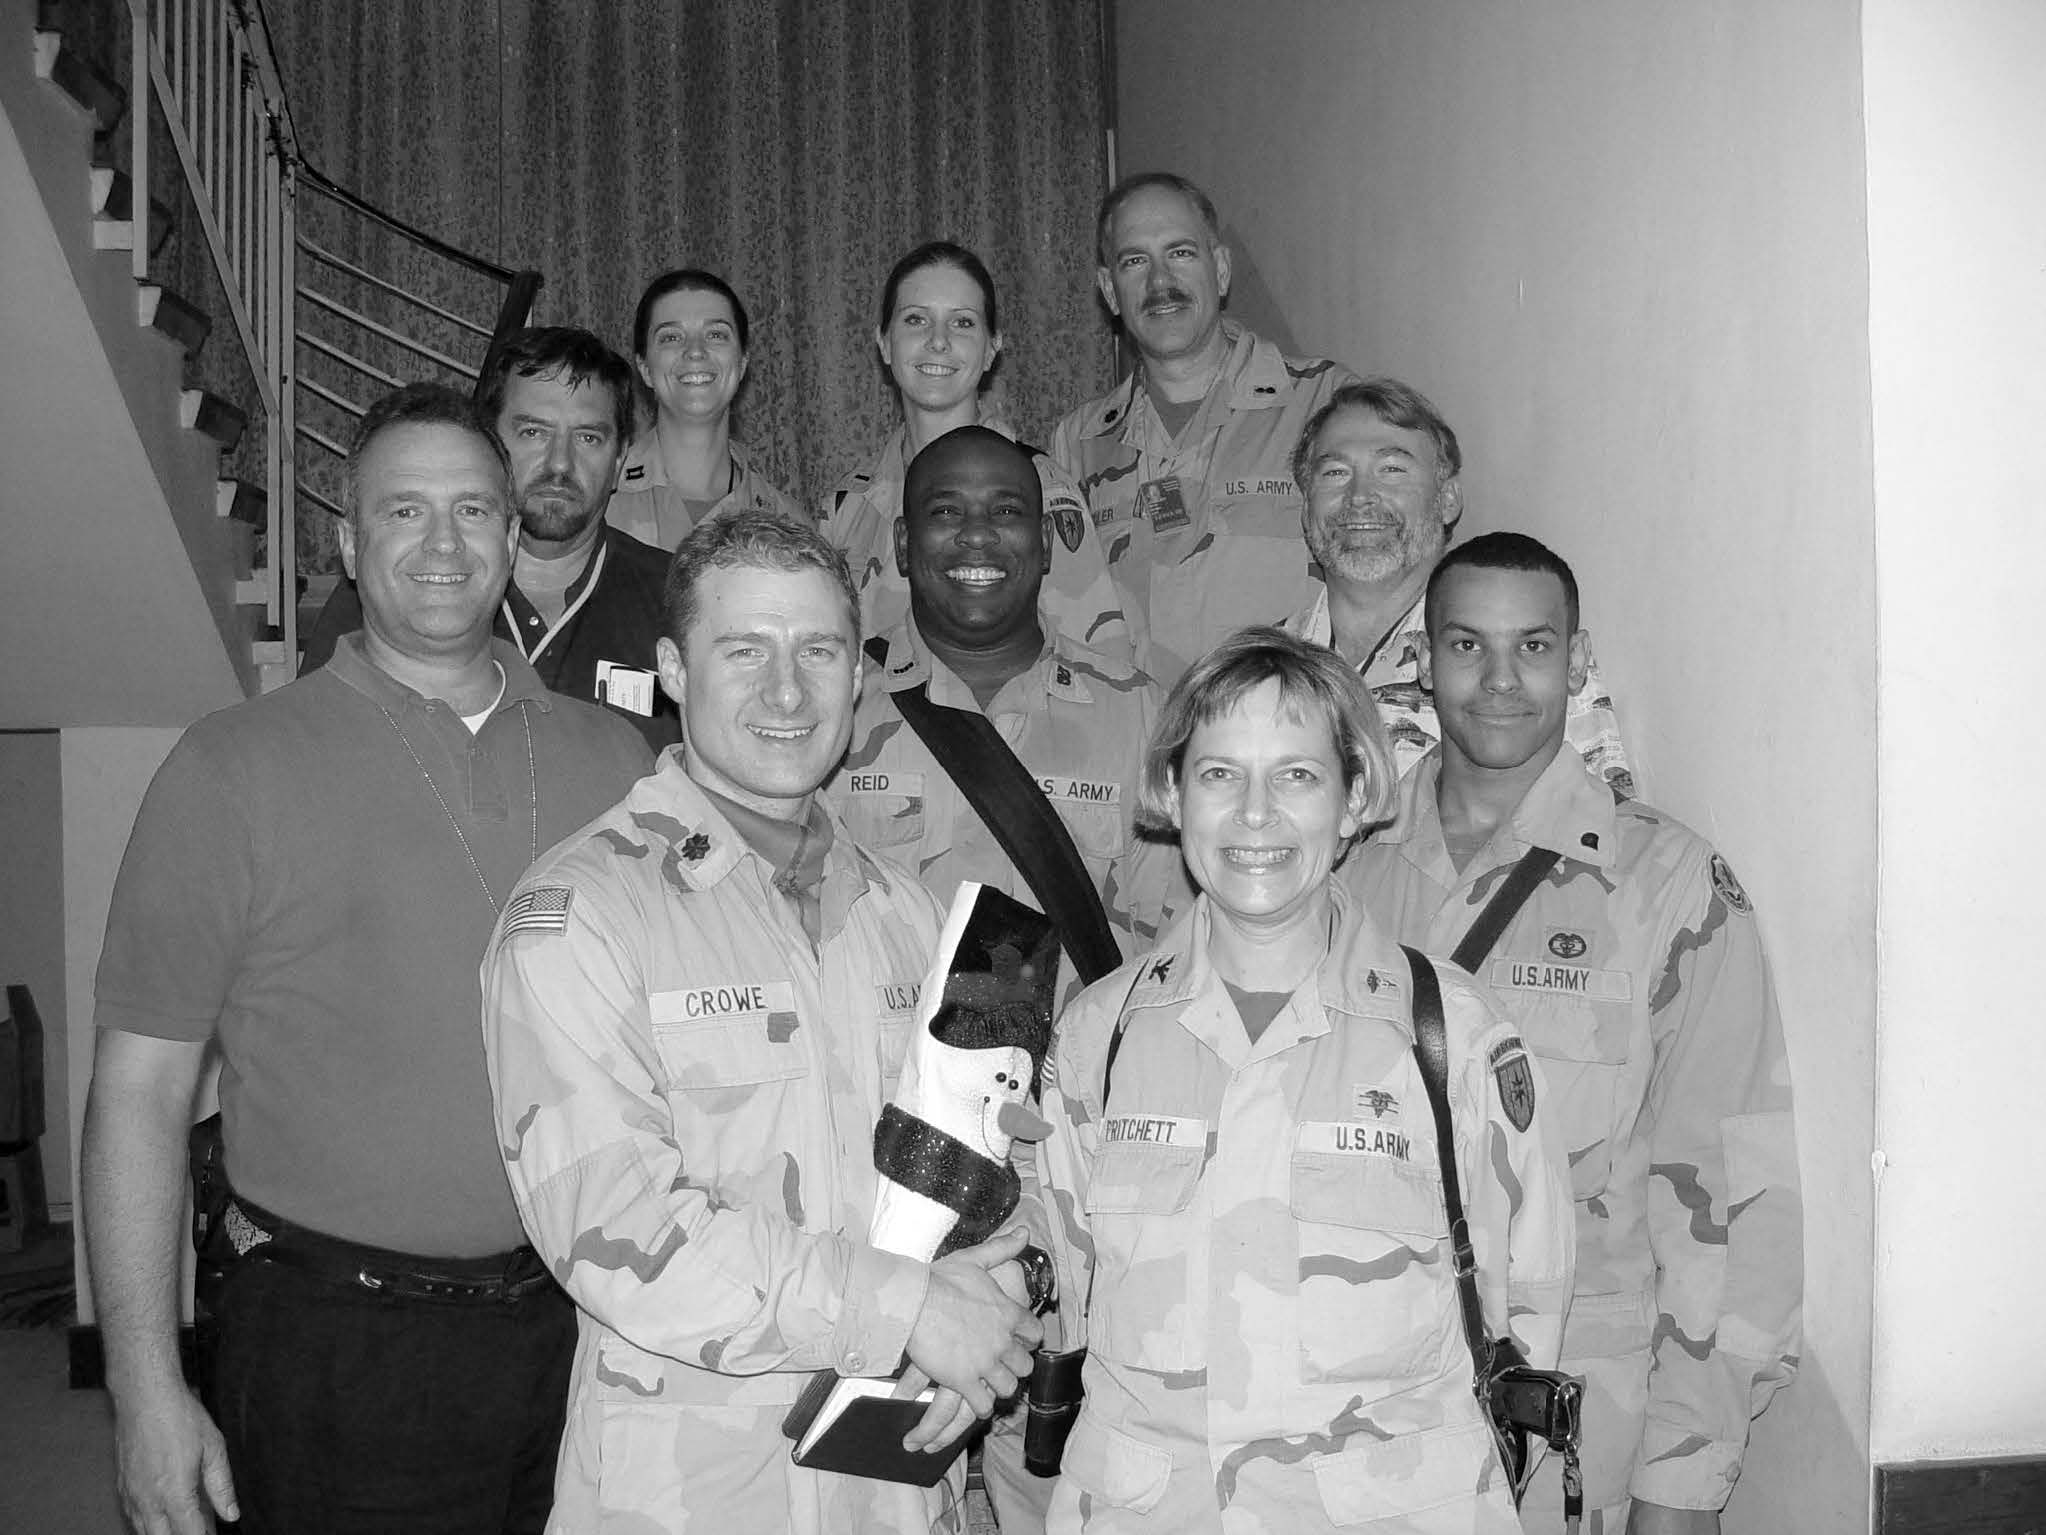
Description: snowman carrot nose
xmin=996 ymin=1099 xmax=1053 ymax=1143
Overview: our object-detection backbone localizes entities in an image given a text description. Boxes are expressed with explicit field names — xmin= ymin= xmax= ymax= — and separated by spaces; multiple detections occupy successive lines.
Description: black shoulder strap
xmin=866 ymin=637 xmax=1123 ymax=986
xmin=1403 ymin=943 xmax=1495 ymax=1386
xmin=1449 ymin=848 xmax=1562 ymax=974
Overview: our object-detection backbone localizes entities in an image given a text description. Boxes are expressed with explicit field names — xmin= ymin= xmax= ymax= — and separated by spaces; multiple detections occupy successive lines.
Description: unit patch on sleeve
xmin=1047 ymin=490 xmax=1087 ymax=553
xmin=500 ymin=886 xmax=574 ymax=939
xmin=1489 ymin=1037 xmax=1537 ymax=1132
xmin=1710 ymin=853 xmax=1752 ymax=914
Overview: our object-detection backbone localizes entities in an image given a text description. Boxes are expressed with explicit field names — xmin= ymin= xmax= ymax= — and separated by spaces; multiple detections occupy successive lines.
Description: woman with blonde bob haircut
xmin=1034 ymin=626 xmax=1574 ymax=1534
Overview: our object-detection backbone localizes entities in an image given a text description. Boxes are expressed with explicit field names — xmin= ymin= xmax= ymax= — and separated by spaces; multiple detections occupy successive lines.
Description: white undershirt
xmin=459 ymin=664 xmax=508 ymax=733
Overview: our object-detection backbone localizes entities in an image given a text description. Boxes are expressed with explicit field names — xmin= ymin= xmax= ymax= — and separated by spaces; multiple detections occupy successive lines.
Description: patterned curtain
xmin=263 ymin=0 xmax=1115 ymax=567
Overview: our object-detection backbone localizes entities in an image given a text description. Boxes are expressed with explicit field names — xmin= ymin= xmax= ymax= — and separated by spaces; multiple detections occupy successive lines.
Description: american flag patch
xmin=502 ymin=886 xmax=574 ymax=938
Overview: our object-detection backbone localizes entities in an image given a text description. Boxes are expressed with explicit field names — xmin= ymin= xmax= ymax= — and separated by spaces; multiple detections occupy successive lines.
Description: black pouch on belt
xmin=1021 ymin=1345 xmax=1087 ymax=1478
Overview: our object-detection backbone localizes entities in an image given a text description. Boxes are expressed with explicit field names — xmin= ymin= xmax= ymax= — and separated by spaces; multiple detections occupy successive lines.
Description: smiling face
xmin=1422 ymin=563 xmax=1588 ymax=786
xmin=1301 ymin=405 xmax=1461 ymax=587
xmin=895 ymin=430 xmax=1049 ymax=654
xmin=339 ymin=422 xmax=516 ymax=666
xmin=495 ymin=368 xmax=623 ymax=546
xmin=1172 ymin=677 xmax=1365 ymax=937
xmin=878 ymin=261 xmax=1001 ymax=418
xmin=637 ymin=287 xmax=748 ymax=426
xmin=656 ymin=562 xmax=860 ymax=821
xmin=1096 ymin=183 xmax=1232 ymax=367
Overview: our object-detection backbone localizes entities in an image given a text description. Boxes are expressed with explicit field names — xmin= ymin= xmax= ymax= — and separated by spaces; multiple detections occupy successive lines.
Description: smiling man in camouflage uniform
xmin=481 ymin=508 xmax=1043 ymax=1532
xmin=1345 ymin=533 xmax=1802 ymax=1534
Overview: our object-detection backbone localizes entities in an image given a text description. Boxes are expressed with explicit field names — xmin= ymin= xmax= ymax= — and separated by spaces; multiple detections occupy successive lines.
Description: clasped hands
xmin=897 ymin=1225 xmax=1045 ymax=1454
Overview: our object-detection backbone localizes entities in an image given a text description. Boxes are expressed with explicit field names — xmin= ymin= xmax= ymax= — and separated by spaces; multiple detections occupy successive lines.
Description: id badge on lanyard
xmin=1133 ymin=410 xmax=1220 ymax=545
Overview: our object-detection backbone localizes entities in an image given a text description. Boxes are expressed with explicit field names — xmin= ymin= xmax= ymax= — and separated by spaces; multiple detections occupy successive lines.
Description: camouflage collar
xmin=1381 ymin=746 xmax=1619 ymax=875
xmin=1124 ymin=882 xmax=1410 ymax=1033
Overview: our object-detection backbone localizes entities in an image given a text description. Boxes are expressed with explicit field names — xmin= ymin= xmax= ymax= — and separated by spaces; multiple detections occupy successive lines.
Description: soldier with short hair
xmin=1050 ymin=172 xmax=1359 ymax=685
xmin=482 ymin=507 xmax=1044 ymax=1533
xmin=1345 ymin=533 xmax=1802 ymax=1535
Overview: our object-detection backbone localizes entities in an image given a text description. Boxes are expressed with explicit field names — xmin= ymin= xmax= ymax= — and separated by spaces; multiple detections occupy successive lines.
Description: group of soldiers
xmin=83 ymin=170 xmax=1801 ymax=1535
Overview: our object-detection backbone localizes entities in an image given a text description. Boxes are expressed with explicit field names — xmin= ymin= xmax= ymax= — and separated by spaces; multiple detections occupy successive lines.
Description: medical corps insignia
xmin=1710 ymin=853 xmax=1752 ymax=914
xmin=1489 ymin=1037 xmax=1536 ymax=1132
xmin=1548 ymin=931 xmax=1588 ymax=960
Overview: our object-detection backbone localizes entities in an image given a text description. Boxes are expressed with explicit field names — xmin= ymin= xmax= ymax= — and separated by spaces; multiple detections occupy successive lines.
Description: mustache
xmin=1141 ymin=286 xmax=1195 ymax=314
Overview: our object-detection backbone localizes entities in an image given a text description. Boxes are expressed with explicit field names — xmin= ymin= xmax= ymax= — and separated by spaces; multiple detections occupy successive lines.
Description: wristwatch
xmin=1016 ymin=1243 xmax=1057 ymax=1315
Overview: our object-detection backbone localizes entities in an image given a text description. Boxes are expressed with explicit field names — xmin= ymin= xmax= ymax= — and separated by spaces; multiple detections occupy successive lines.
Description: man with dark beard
xmin=1280 ymin=378 xmax=1633 ymax=792
xmin=305 ymin=328 xmax=679 ymax=750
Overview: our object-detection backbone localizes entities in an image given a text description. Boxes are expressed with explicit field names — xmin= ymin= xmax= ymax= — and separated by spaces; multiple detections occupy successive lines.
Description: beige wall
xmin=1864 ymin=0 xmax=2046 ymax=1464
xmin=1113 ymin=2 xmax=1879 ymax=1527
xmin=61 ymin=727 xmax=184 ymax=1320
xmin=0 ymin=731 xmax=67 ymax=1207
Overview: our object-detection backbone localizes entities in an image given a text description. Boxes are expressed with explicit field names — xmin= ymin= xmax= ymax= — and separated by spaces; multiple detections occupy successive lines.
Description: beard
xmin=1308 ymin=503 xmax=1447 ymax=587
xmin=516 ymin=480 xmax=601 ymax=542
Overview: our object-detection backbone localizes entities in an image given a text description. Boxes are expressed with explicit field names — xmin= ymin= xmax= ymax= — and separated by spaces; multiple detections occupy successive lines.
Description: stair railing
xmin=124 ymin=0 xmax=541 ymax=681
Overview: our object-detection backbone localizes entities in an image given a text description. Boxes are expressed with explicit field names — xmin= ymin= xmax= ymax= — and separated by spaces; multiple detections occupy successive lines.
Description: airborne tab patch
xmin=1489 ymin=1038 xmax=1537 ymax=1132
xmin=501 ymin=886 xmax=573 ymax=939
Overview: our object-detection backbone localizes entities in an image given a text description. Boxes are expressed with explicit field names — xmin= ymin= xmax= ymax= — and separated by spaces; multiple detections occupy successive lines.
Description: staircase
xmin=0 ymin=0 xmax=540 ymax=729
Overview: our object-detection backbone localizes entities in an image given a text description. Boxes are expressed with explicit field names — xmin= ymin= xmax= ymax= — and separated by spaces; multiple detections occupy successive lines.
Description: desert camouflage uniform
xmin=1035 ymin=882 xmax=1573 ymax=1533
xmin=606 ymin=435 xmax=804 ymax=551
xmin=1049 ymin=321 xmax=1356 ymax=686
xmin=1280 ymin=586 xmax=1635 ymax=798
xmin=826 ymin=619 xmax=1185 ymax=969
xmin=1344 ymin=747 xmax=1801 ymax=1530
xmin=481 ymin=758 xmax=965 ymax=1534
xmin=820 ymin=419 xmax=1136 ymax=663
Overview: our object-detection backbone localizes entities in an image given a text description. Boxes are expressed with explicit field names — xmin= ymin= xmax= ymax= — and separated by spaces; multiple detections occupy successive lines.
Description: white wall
xmin=1864 ymin=0 xmax=2046 ymax=1465
xmin=0 ymin=731 xmax=67 ymax=1207
xmin=61 ymin=727 xmax=182 ymax=1319
xmin=1114 ymin=3 xmax=1878 ymax=1527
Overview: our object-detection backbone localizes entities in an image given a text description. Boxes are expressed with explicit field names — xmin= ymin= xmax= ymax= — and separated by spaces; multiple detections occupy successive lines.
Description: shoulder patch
xmin=1710 ymin=853 xmax=1751 ymax=914
xmin=1049 ymin=493 xmax=1085 ymax=553
xmin=1489 ymin=1037 xmax=1536 ymax=1132
xmin=502 ymin=886 xmax=574 ymax=939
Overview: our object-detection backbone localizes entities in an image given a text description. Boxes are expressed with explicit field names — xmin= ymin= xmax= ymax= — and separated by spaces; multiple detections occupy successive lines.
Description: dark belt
xmin=224 ymin=1192 xmax=557 ymax=1306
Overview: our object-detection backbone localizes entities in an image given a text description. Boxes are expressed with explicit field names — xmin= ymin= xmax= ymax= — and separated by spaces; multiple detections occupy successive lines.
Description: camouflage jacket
xmin=825 ymin=620 xmax=1188 ymax=971
xmin=1280 ymin=585 xmax=1635 ymax=800
xmin=606 ymin=436 xmax=804 ymax=552
xmin=820 ymin=417 xmax=1136 ymax=663
xmin=1035 ymin=884 xmax=1573 ymax=1533
xmin=1344 ymin=748 xmax=1801 ymax=1515
xmin=1050 ymin=322 xmax=1357 ymax=687
xmin=481 ymin=759 xmax=964 ymax=1533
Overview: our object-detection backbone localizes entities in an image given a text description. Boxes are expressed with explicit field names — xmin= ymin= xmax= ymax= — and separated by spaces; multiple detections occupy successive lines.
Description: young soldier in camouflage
xmin=1345 ymin=534 xmax=1802 ymax=1534
xmin=482 ymin=509 xmax=1043 ymax=1533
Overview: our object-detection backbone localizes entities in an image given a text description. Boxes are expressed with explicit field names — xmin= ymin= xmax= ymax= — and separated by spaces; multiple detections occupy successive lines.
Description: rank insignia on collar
xmin=1710 ymin=853 xmax=1751 ymax=914
xmin=1548 ymin=931 xmax=1588 ymax=960
xmin=681 ymin=832 xmax=712 ymax=862
xmin=623 ymin=464 xmax=645 ymax=482
xmin=1489 ymin=1038 xmax=1536 ymax=1132
xmin=1055 ymin=664 xmax=1073 ymax=688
